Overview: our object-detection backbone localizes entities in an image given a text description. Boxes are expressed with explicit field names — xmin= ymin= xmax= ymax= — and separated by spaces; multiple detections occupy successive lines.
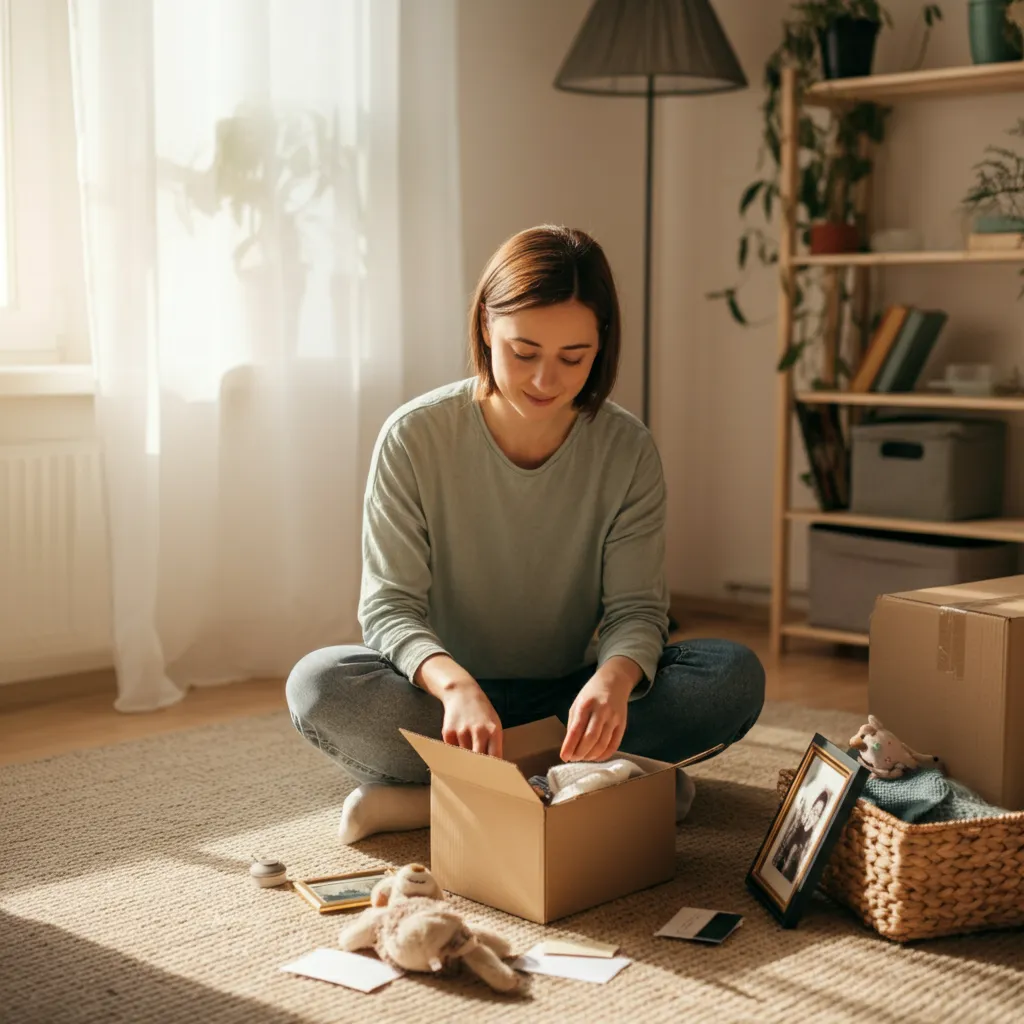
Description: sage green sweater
xmin=358 ymin=378 xmax=669 ymax=688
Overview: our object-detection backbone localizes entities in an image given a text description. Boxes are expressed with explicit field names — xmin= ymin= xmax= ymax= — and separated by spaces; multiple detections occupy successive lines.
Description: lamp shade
xmin=554 ymin=0 xmax=747 ymax=96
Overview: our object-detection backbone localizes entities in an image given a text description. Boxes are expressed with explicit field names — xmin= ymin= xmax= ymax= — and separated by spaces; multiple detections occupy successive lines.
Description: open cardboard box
xmin=400 ymin=716 xmax=680 ymax=924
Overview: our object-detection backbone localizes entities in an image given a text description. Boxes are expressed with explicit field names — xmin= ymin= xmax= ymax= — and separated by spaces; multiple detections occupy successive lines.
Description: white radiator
xmin=0 ymin=441 xmax=112 ymax=683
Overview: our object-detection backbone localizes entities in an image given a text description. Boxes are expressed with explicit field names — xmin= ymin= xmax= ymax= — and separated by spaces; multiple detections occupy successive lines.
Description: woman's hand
xmin=560 ymin=658 xmax=642 ymax=762
xmin=440 ymin=679 xmax=503 ymax=758
xmin=415 ymin=655 xmax=503 ymax=758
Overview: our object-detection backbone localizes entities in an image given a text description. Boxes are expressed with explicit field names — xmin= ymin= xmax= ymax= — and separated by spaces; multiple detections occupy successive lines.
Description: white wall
xmin=456 ymin=0 xmax=647 ymax=416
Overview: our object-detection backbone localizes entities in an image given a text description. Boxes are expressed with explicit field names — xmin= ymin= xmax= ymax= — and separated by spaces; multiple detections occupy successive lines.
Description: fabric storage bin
xmin=850 ymin=418 xmax=1005 ymax=520
xmin=776 ymin=768 xmax=1024 ymax=942
xmin=808 ymin=525 xmax=1018 ymax=634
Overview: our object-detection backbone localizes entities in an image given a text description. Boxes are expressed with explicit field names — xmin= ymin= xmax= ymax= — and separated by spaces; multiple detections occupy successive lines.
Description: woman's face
xmin=483 ymin=300 xmax=600 ymax=421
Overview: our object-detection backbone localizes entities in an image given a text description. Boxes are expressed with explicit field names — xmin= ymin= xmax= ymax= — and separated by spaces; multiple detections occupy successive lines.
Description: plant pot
xmin=817 ymin=17 xmax=880 ymax=79
xmin=810 ymin=221 xmax=861 ymax=255
xmin=969 ymin=0 xmax=1024 ymax=64
xmin=974 ymin=212 xmax=1024 ymax=232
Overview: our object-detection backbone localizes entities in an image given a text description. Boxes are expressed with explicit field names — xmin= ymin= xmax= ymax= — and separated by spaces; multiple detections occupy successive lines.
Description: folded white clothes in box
xmin=546 ymin=758 xmax=645 ymax=805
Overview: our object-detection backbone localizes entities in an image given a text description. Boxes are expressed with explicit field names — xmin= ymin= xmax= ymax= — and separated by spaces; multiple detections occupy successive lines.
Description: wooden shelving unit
xmin=795 ymin=249 xmax=1024 ymax=266
xmin=803 ymin=62 xmax=1024 ymax=107
xmin=796 ymin=390 xmax=1024 ymax=412
xmin=770 ymin=62 xmax=1024 ymax=657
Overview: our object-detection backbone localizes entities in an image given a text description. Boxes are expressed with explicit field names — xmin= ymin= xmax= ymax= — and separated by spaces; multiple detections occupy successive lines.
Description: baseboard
xmin=670 ymin=592 xmax=770 ymax=626
xmin=0 ymin=653 xmax=116 ymax=709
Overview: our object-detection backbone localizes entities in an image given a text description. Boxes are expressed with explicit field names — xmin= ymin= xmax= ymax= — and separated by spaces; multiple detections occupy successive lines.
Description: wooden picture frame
xmin=746 ymin=733 xmax=868 ymax=928
xmin=293 ymin=868 xmax=392 ymax=915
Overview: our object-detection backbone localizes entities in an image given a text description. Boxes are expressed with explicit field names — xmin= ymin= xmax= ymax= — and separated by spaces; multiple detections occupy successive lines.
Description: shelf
xmin=786 ymin=509 xmax=1024 ymax=543
xmin=793 ymin=250 xmax=1024 ymax=267
xmin=804 ymin=62 xmax=1024 ymax=108
xmin=781 ymin=619 xmax=869 ymax=647
xmin=795 ymin=390 xmax=1024 ymax=412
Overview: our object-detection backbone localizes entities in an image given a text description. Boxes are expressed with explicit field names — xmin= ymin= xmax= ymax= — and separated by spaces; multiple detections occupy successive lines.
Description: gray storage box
xmin=808 ymin=525 xmax=1018 ymax=634
xmin=850 ymin=418 xmax=1005 ymax=521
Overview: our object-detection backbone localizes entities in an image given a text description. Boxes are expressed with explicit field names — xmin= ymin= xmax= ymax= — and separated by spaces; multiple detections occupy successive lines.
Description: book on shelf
xmin=967 ymin=232 xmax=1024 ymax=251
xmin=872 ymin=307 xmax=948 ymax=392
xmin=848 ymin=305 xmax=909 ymax=392
xmin=795 ymin=400 xmax=849 ymax=512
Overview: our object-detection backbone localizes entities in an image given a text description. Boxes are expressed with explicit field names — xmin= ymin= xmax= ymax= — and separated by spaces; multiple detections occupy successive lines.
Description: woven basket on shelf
xmin=776 ymin=768 xmax=1024 ymax=942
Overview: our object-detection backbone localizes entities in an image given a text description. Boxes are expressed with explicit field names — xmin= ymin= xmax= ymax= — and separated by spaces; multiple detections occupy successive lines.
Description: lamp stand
xmin=641 ymin=76 xmax=654 ymax=428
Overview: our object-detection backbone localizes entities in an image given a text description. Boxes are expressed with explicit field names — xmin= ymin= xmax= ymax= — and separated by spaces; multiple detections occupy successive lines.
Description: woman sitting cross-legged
xmin=286 ymin=224 xmax=765 ymax=844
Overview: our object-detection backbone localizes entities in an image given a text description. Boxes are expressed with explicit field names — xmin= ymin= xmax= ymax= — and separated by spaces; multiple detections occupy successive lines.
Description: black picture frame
xmin=746 ymin=733 xmax=868 ymax=928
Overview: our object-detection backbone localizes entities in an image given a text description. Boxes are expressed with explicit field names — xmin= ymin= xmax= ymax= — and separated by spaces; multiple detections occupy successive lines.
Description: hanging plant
xmin=707 ymin=2 xmax=942 ymax=381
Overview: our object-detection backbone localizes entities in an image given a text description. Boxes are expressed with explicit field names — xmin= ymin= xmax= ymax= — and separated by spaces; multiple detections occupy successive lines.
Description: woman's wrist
xmin=415 ymin=654 xmax=480 ymax=702
xmin=595 ymin=656 xmax=644 ymax=695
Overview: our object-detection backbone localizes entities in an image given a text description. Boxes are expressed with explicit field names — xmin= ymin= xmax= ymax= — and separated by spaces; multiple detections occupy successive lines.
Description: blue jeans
xmin=285 ymin=640 xmax=765 ymax=785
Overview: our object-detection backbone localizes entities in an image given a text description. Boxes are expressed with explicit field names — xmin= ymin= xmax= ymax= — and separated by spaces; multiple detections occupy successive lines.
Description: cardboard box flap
xmin=502 ymin=716 xmax=566 ymax=762
xmin=399 ymin=728 xmax=540 ymax=802
xmin=887 ymin=575 xmax=1024 ymax=619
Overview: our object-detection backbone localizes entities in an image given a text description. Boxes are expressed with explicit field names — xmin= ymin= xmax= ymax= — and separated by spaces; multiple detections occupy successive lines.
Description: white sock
xmin=676 ymin=769 xmax=696 ymax=822
xmin=338 ymin=783 xmax=431 ymax=844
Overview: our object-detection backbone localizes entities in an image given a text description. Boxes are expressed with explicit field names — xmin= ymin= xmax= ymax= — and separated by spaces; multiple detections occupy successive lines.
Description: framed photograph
xmin=746 ymin=733 xmax=868 ymax=927
xmin=293 ymin=868 xmax=392 ymax=914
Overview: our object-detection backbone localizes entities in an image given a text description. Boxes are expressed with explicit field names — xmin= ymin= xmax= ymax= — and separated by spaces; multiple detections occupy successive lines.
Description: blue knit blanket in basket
xmin=862 ymin=768 xmax=1009 ymax=824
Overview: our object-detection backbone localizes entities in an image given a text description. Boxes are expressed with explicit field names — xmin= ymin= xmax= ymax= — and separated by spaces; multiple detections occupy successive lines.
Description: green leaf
xmin=727 ymin=293 xmax=748 ymax=326
xmin=763 ymin=184 xmax=775 ymax=221
xmin=740 ymin=181 xmax=764 ymax=215
xmin=798 ymin=117 xmax=818 ymax=150
xmin=739 ymin=235 xmax=749 ymax=268
xmin=777 ymin=340 xmax=807 ymax=372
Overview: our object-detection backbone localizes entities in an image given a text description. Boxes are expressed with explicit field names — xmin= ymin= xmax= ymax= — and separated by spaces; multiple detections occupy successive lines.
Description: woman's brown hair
xmin=468 ymin=225 xmax=621 ymax=418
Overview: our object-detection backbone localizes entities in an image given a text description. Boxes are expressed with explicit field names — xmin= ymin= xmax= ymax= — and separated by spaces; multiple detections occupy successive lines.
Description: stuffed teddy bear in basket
xmin=849 ymin=715 xmax=943 ymax=779
xmin=337 ymin=862 xmax=520 ymax=993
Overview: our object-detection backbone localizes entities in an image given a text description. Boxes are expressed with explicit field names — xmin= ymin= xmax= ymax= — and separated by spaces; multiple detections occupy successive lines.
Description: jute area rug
xmin=1 ymin=702 xmax=1021 ymax=1024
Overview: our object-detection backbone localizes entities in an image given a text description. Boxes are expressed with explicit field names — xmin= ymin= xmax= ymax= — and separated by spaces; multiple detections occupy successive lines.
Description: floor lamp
xmin=554 ymin=0 xmax=748 ymax=428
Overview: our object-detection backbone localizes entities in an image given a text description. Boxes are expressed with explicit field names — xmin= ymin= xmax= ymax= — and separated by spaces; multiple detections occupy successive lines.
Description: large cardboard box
xmin=869 ymin=575 xmax=1024 ymax=810
xmin=400 ymin=717 xmax=677 ymax=923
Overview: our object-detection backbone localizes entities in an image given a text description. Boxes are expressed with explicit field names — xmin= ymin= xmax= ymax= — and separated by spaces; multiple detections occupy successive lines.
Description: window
xmin=0 ymin=0 xmax=88 ymax=366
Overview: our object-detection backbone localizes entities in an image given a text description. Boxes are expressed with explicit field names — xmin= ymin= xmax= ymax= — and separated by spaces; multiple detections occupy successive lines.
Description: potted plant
xmin=969 ymin=0 xmax=1024 ymax=65
xmin=962 ymin=118 xmax=1024 ymax=233
xmin=797 ymin=0 xmax=891 ymax=79
xmin=709 ymin=2 xmax=941 ymax=375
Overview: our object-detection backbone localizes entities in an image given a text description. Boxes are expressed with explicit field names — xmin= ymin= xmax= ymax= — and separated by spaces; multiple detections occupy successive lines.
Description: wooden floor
xmin=0 ymin=617 xmax=867 ymax=766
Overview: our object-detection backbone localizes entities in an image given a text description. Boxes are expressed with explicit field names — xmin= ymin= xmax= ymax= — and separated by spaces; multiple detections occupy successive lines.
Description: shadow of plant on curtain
xmin=68 ymin=0 xmax=464 ymax=711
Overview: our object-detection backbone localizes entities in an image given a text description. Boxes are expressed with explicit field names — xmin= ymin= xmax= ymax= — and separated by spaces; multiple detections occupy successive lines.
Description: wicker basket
xmin=777 ymin=768 xmax=1024 ymax=942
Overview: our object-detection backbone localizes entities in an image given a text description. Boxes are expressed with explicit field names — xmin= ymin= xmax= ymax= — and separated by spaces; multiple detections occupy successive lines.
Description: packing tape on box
xmin=937 ymin=606 xmax=967 ymax=681
xmin=937 ymin=594 xmax=1024 ymax=680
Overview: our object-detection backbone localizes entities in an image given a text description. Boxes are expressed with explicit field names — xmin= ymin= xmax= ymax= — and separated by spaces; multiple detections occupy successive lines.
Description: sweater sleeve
xmin=597 ymin=434 xmax=670 ymax=698
xmin=358 ymin=423 xmax=450 ymax=682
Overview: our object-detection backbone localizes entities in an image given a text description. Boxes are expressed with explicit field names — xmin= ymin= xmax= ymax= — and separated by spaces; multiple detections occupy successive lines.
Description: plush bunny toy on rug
xmin=849 ymin=715 xmax=944 ymax=779
xmin=337 ymin=863 xmax=519 ymax=993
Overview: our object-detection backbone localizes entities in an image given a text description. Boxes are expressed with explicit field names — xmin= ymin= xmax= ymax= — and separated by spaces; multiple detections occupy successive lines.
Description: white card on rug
xmin=512 ymin=944 xmax=631 ymax=983
xmin=280 ymin=948 xmax=403 ymax=992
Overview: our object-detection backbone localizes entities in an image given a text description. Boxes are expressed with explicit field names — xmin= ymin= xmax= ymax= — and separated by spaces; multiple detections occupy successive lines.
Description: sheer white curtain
xmin=69 ymin=0 xmax=464 ymax=712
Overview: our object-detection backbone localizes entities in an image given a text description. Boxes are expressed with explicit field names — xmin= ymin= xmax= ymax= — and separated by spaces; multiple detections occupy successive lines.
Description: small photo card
xmin=656 ymin=907 xmax=743 ymax=945
xmin=280 ymin=948 xmax=403 ymax=993
xmin=512 ymin=944 xmax=631 ymax=984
